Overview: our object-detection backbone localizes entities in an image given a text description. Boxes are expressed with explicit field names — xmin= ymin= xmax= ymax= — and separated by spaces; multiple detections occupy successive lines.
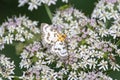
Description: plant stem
xmin=44 ymin=4 xmax=53 ymax=23
xmin=116 ymin=40 xmax=120 ymax=45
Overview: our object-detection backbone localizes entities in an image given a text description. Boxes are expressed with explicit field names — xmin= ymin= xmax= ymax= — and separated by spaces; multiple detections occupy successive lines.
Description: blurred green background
xmin=0 ymin=0 xmax=120 ymax=79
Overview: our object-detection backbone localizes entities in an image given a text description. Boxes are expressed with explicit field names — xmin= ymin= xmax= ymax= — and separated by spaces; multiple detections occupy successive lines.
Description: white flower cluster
xmin=68 ymin=71 xmax=113 ymax=80
xmin=0 ymin=54 xmax=15 ymax=80
xmin=18 ymin=0 xmax=68 ymax=11
xmin=92 ymin=0 xmax=120 ymax=39
xmin=19 ymin=41 xmax=113 ymax=80
xmin=1 ymin=0 xmax=120 ymax=79
xmin=52 ymin=7 xmax=120 ymax=71
xmin=0 ymin=15 xmax=40 ymax=50
xmin=42 ymin=7 xmax=88 ymax=57
xmin=52 ymin=7 xmax=88 ymax=27
xmin=18 ymin=7 xmax=120 ymax=79
xmin=19 ymin=41 xmax=60 ymax=80
xmin=91 ymin=0 xmax=120 ymax=73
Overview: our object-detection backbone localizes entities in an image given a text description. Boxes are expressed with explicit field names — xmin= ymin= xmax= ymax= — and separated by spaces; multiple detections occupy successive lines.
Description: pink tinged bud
xmin=96 ymin=45 xmax=102 ymax=49
xmin=15 ymin=19 xmax=22 ymax=26
xmin=8 ymin=22 xmax=17 ymax=27
xmin=84 ymin=31 xmax=88 ymax=35
xmin=104 ymin=44 xmax=108 ymax=48
xmin=108 ymin=48 xmax=112 ymax=52
xmin=90 ymin=18 xmax=96 ymax=26
xmin=103 ymin=48 xmax=108 ymax=52
xmin=32 ymin=46 xmax=39 ymax=52
xmin=77 ymin=37 xmax=82 ymax=41
xmin=82 ymin=29 xmax=85 ymax=33
xmin=36 ymin=72 xmax=40 ymax=80
xmin=82 ymin=34 xmax=87 ymax=38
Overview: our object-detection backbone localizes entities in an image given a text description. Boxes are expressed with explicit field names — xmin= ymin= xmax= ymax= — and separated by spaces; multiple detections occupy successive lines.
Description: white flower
xmin=36 ymin=52 xmax=44 ymax=59
xmin=56 ymin=61 xmax=62 ymax=68
xmin=0 ymin=38 xmax=5 ymax=50
xmin=7 ymin=25 xmax=16 ymax=33
xmin=41 ymin=0 xmax=57 ymax=6
xmin=20 ymin=50 xmax=29 ymax=59
xmin=28 ymin=0 xmax=41 ymax=11
xmin=99 ymin=28 xmax=108 ymax=37
xmin=110 ymin=62 xmax=120 ymax=71
xmin=98 ymin=60 xmax=108 ymax=71
xmin=18 ymin=0 xmax=69 ymax=11
xmin=68 ymin=71 xmax=78 ymax=80
xmin=78 ymin=72 xmax=87 ymax=80
xmin=79 ymin=59 xmax=88 ymax=69
xmin=18 ymin=0 xmax=28 ymax=7
xmin=15 ymin=34 xmax=25 ymax=42
xmin=79 ymin=45 xmax=87 ymax=54
xmin=116 ymin=49 xmax=120 ymax=56
xmin=96 ymin=51 xmax=104 ymax=59
xmin=71 ymin=63 xmax=79 ymax=70
xmin=109 ymin=10 xmax=119 ymax=20
xmin=20 ymin=59 xmax=31 ymax=69
xmin=4 ymin=34 xmax=14 ymax=44
xmin=108 ymin=23 xmax=120 ymax=39
xmin=16 ymin=26 xmax=24 ymax=34
xmin=99 ymin=11 xmax=110 ymax=22
xmin=87 ymin=59 xmax=97 ymax=69
xmin=0 ymin=55 xmax=15 ymax=80
xmin=0 ymin=26 xmax=4 ymax=37
xmin=68 ymin=38 xmax=78 ymax=50
xmin=24 ymin=31 xmax=33 ymax=39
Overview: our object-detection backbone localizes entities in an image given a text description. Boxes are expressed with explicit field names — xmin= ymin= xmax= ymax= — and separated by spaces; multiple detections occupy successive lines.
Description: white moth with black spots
xmin=41 ymin=23 xmax=68 ymax=57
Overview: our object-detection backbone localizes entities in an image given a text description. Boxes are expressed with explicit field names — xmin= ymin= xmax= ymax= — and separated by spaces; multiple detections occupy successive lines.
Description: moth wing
xmin=51 ymin=41 xmax=68 ymax=56
xmin=41 ymin=23 xmax=58 ymax=44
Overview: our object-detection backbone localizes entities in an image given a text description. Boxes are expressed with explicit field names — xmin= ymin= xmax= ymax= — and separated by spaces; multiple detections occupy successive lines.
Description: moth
xmin=41 ymin=23 xmax=68 ymax=57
